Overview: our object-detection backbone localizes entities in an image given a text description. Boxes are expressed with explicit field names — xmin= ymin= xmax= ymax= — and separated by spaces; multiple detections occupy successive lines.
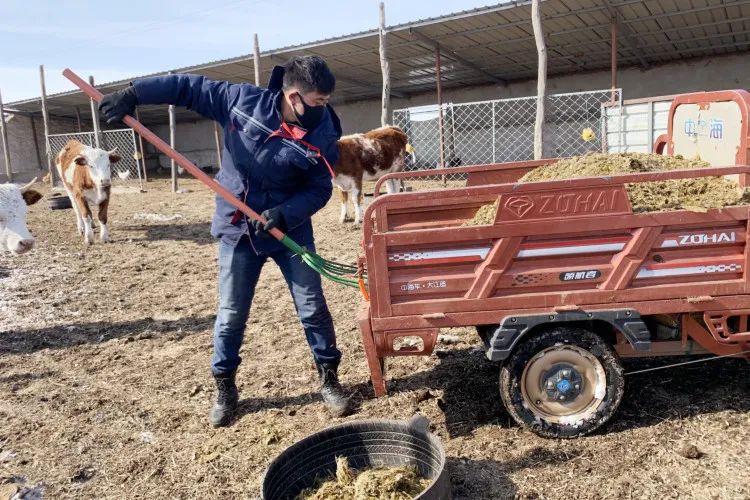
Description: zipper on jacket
xmin=231 ymin=107 xmax=317 ymax=164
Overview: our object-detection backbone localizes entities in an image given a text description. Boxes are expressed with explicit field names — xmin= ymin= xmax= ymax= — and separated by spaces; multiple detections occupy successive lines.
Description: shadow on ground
xmin=0 ymin=315 xmax=215 ymax=355
xmin=118 ymin=222 xmax=213 ymax=245
xmin=359 ymin=348 xmax=750 ymax=439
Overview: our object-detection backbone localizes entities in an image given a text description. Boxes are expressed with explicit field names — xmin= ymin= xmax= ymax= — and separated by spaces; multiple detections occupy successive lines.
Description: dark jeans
xmin=211 ymin=235 xmax=341 ymax=376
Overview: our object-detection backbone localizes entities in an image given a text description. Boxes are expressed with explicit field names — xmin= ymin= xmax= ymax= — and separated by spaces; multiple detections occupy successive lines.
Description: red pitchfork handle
xmin=62 ymin=68 xmax=285 ymax=241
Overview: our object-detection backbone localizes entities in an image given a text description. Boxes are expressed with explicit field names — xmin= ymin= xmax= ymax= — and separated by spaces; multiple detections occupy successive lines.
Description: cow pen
xmin=2 ymin=1 xmax=750 ymax=499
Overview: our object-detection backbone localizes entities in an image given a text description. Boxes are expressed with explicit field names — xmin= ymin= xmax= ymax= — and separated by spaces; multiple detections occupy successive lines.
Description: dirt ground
xmin=1 ymin=177 xmax=749 ymax=499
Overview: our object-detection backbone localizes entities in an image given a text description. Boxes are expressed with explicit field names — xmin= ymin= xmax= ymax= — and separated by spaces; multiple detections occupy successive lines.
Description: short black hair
xmin=282 ymin=55 xmax=336 ymax=95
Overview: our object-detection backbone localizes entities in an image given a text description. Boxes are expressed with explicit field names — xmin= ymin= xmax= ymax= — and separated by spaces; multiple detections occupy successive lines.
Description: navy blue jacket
xmin=132 ymin=67 xmax=341 ymax=253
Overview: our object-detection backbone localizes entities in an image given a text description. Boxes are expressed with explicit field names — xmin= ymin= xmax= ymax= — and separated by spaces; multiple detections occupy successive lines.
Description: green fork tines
xmin=281 ymin=235 xmax=367 ymax=289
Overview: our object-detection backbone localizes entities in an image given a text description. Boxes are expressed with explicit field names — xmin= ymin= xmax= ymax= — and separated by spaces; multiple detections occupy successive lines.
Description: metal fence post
xmin=169 ymin=106 xmax=177 ymax=192
xmin=130 ymin=129 xmax=143 ymax=190
xmin=134 ymin=108 xmax=148 ymax=182
xmin=601 ymin=107 xmax=608 ymax=153
xmin=647 ymin=100 xmax=654 ymax=152
xmin=491 ymin=102 xmax=496 ymax=163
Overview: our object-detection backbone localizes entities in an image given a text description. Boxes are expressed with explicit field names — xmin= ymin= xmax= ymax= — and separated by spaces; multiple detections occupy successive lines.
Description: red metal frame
xmin=361 ymin=164 xmax=750 ymax=395
xmin=654 ymin=89 xmax=750 ymax=186
xmin=664 ymin=90 xmax=750 ymax=164
xmin=360 ymin=91 xmax=750 ymax=396
xmin=372 ymin=159 xmax=558 ymax=197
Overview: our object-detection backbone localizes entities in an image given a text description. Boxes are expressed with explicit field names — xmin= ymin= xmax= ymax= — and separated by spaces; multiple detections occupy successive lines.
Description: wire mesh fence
xmin=394 ymin=89 xmax=622 ymax=182
xmin=46 ymin=129 xmax=144 ymax=189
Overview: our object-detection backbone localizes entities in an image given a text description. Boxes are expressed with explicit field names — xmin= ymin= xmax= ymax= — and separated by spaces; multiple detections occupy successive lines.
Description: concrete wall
xmin=148 ymin=120 xmax=221 ymax=172
xmin=0 ymin=114 xmax=73 ymax=184
xmin=338 ymin=52 xmax=750 ymax=133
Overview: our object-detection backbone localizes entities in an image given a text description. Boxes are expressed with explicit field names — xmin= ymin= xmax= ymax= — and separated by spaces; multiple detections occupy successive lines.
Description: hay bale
xmin=464 ymin=153 xmax=748 ymax=225
xmin=519 ymin=152 xmax=710 ymax=182
xmin=297 ymin=456 xmax=430 ymax=500
xmin=464 ymin=201 xmax=498 ymax=226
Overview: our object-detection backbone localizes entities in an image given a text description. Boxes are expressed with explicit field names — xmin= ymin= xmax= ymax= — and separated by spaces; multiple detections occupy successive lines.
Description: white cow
xmin=0 ymin=178 xmax=42 ymax=255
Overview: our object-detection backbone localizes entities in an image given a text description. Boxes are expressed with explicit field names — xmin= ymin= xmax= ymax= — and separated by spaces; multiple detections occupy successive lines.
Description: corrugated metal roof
xmin=8 ymin=0 xmax=750 ymax=124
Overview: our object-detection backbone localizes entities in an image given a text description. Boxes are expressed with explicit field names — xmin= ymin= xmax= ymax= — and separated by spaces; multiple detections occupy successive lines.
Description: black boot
xmin=317 ymin=363 xmax=353 ymax=417
xmin=208 ymin=372 xmax=239 ymax=427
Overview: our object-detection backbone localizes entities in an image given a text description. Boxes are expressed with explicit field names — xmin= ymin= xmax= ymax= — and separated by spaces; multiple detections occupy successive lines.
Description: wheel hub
xmin=543 ymin=364 xmax=583 ymax=401
xmin=520 ymin=344 xmax=606 ymax=424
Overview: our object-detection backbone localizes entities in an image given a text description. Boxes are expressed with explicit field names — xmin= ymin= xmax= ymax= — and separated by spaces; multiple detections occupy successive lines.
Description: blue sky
xmin=0 ymin=0 xmax=496 ymax=104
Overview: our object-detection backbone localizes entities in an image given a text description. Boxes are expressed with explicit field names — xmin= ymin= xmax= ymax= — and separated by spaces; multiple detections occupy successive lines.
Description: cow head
xmin=0 ymin=178 xmax=43 ymax=255
xmin=74 ymin=147 xmax=121 ymax=194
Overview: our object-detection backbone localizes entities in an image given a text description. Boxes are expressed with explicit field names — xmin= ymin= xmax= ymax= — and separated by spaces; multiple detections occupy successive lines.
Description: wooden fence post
xmin=0 ymin=90 xmax=13 ymax=182
xmin=253 ymin=33 xmax=261 ymax=86
xmin=39 ymin=65 xmax=56 ymax=186
xmin=379 ymin=2 xmax=391 ymax=127
xmin=89 ymin=76 xmax=102 ymax=148
xmin=532 ymin=0 xmax=547 ymax=161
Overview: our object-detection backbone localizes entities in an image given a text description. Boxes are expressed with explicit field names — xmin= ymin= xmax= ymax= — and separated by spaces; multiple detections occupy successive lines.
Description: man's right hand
xmin=98 ymin=85 xmax=138 ymax=125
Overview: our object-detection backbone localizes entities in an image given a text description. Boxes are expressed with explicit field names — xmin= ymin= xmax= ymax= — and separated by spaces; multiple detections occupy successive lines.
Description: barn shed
xmin=3 ymin=0 xmax=750 ymax=183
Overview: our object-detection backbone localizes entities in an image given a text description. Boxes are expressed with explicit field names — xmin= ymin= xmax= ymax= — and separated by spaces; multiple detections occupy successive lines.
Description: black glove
xmin=98 ymin=85 xmax=138 ymax=125
xmin=250 ymin=207 xmax=286 ymax=238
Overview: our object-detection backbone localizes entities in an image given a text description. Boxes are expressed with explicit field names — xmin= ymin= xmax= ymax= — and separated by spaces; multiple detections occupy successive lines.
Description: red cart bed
xmin=356 ymin=90 xmax=750 ymax=438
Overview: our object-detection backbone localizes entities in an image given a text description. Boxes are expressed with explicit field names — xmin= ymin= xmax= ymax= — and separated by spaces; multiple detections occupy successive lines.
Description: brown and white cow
xmin=0 ymin=178 xmax=42 ymax=255
xmin=333 ymin=126 xmax=411 ymax=225
xmin=55 ymin=140 xmax=121 ymax=245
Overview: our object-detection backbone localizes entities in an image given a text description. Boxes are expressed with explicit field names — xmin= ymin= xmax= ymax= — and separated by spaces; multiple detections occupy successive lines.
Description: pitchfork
xmin=62 ymin=69 xmax=367 ymax=295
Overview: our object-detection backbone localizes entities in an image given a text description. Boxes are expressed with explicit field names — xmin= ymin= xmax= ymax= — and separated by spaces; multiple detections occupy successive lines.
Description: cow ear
xmin=22 ymin=189 xmax=43 ymax=206
xmin=74 ymin=156 xmax=87 ymax=166
xmin=109 ymin=153 xmax=122 ymax=164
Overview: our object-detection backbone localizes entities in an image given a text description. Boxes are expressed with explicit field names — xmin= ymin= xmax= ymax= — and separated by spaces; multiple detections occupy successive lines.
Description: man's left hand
xmin=99 ymin=85 xmax=138 ymax=125
xmin=250 ymin=207 xmax=286 ymax=238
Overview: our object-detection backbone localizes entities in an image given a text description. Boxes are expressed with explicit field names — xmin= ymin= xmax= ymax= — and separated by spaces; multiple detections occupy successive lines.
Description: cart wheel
xmin=499 ymin=326 xmax=624 ymax=438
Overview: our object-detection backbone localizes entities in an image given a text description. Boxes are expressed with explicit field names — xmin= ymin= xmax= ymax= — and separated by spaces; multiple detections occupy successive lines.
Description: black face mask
xmin=292 ymin=93 xmax=325 ymax=130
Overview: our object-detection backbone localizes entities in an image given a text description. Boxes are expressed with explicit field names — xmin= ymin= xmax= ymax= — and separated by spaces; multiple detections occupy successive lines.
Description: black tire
xmin=499 ymin=326 xmax=624 ymax=438
xmin=48 ymin=194 xmax=72 ymax=210
xmin=261 ymin=417 xmax=450 ymax=500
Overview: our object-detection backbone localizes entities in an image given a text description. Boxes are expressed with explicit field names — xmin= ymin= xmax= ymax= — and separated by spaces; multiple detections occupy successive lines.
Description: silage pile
xmin=297 ymin=456 xmax=430 ymax=500
xmin=465 ymin=153 xmax=747 ymax=225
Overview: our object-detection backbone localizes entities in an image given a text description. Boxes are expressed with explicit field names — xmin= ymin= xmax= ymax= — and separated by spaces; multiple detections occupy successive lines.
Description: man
xmin=99 ymin=56 xmax=352 ymax=426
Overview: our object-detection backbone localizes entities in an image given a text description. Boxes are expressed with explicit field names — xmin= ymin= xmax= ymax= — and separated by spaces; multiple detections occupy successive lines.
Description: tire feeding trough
xmin=261 ymin=417 xmax=450 ymax=500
